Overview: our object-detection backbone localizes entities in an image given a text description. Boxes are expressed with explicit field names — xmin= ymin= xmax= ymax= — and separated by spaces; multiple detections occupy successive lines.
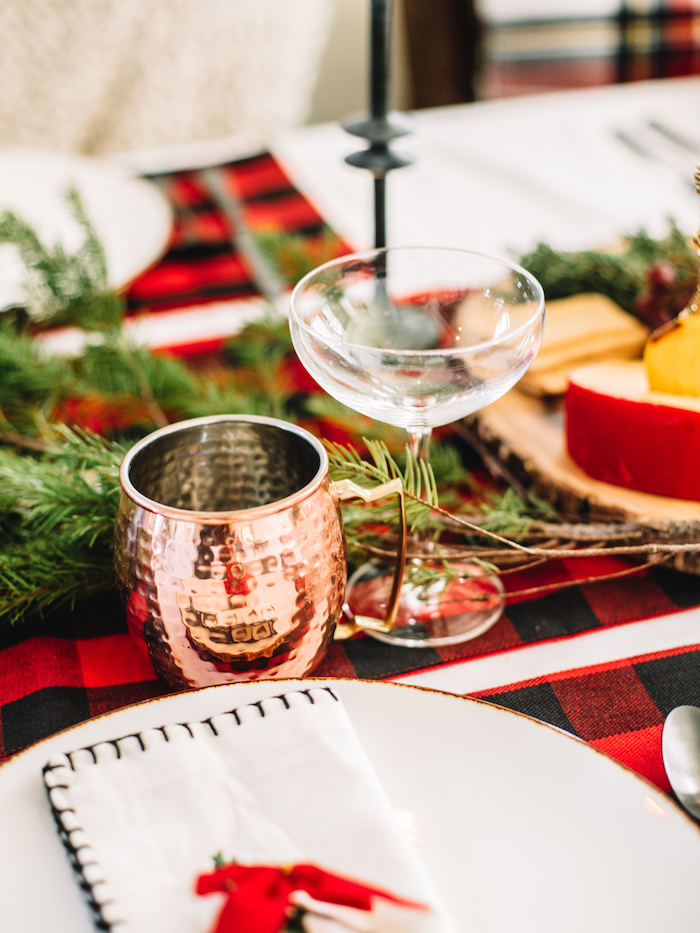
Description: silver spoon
xmin=662 ymin=705 xmax=700 ymax=819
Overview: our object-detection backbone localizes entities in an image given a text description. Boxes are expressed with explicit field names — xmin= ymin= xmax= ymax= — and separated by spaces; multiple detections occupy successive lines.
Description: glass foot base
xmin=345 ymin=560 xmax=504 ymax=648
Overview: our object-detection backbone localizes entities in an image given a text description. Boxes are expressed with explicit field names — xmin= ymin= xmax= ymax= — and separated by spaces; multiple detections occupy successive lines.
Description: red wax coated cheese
xmin=566 ymin=361 xmax=700 ymax=501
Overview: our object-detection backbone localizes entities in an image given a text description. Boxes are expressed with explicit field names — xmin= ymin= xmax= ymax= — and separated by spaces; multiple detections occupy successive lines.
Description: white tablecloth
xmin=272 ymin=76 xmax=700 ymax=258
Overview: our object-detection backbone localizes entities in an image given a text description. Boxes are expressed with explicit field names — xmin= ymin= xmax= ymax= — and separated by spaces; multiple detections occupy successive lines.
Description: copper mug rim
xmin=119 ymin=414 xmax=330 ymax=523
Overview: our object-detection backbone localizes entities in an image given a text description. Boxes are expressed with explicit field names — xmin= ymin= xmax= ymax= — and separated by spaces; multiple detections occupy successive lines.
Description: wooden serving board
xmin=467 ymin=389 xmax=700 ymax=527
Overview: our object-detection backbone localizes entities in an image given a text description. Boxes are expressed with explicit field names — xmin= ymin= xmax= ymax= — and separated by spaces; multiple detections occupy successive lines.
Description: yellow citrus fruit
xmin=644 ymin=313 xmax=700 ymax=396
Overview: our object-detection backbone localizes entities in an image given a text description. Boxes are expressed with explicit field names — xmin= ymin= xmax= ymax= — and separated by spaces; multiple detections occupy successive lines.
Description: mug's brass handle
xmin=333 ymin=478 xmax=407 ymax=639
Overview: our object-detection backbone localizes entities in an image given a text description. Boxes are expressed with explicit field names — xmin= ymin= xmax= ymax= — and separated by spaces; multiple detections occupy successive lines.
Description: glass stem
xmin=407 ymin=427 xmax=433 ymax=558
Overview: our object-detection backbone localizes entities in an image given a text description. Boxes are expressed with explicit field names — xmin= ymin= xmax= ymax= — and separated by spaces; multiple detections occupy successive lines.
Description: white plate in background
xmin=0 ymin=147 xmax=172 ymax=310
xmin=0 ymin=678 xmax=697 ymax=931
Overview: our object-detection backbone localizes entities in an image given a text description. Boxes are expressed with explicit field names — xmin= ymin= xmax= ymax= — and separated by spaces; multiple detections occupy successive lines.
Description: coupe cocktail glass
xmin=289 ymin=247 xmax=545 ymax=647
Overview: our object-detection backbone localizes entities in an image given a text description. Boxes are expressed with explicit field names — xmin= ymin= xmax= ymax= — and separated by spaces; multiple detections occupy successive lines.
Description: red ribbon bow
xmin=196 ymin=862 xmax=428 ymax=933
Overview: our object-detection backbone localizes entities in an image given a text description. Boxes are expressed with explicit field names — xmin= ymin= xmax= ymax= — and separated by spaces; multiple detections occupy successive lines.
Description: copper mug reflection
xmin=114 ymin=415 xmax=405 ymax=689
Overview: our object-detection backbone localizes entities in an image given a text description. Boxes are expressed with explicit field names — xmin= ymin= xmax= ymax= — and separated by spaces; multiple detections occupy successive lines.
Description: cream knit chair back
xmin=0 ymin=0 xmax=334 ymax=156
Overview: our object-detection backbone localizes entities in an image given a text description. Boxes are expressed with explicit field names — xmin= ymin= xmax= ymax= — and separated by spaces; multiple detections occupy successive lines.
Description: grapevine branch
xmin=413 ymin=494 xmax=700 ymax=560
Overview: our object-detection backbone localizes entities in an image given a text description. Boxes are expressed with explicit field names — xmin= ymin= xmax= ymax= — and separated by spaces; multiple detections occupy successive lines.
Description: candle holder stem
xmin=343 ymin=0 xmax=414 ymax=248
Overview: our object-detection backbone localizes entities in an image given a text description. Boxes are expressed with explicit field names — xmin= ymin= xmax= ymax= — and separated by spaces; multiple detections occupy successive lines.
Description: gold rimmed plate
xmin=0 ymin=678 xmax=698 ymax=931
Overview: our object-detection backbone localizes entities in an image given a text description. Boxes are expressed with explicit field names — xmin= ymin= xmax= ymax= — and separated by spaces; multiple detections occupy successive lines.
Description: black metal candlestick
xmin=343 ymin=0 xmax=414 ymax=248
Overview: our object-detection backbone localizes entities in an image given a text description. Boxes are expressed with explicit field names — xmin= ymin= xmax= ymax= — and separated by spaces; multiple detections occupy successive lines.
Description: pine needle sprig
xmin=64 ymin=187 xmax=109 ymax=290
xmin=0 ymin=187 xmax=123 ymax=332
xmin=326 ymin=439 xmax=439 ymax=532
xmin=0 ymin=427 xmax=123 ymax=623
xmin=225 ymin=311 xmax=293 ymax=371
xmin=518 ymin=242 xmax=640 ymax=312
xmin=421 ymin=441 xmax=465 ymax=486
xmin=477 ymin=487 xmax=557 ymax=537
xmin=182 ymin=378 xmax=290 ymax=421
xmin=71 ymin=335 xmax=290 ymax=428
xmin=0 ymin=326 xmax=79 ymax=431
xmin=0 ymin=545 xmax=116 ymax=626
xmin=76 ymin=341 xmax=197 ymax=423
xmin=0 ymin=429 xmax=122 ymax=543
xmin=518 ymin=220 xmax=698 ymax=325
xmin=252 ymin=228 xmax=345 ymax=286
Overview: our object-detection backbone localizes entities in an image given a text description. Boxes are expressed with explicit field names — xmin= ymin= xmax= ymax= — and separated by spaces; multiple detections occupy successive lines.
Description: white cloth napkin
xmin=43 ymin=687 xmax=457 ymax=933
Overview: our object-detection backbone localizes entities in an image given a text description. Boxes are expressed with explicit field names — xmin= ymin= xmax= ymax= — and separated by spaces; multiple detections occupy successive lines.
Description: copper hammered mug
xmin=114 ymin=415 xmax=406 ymax=689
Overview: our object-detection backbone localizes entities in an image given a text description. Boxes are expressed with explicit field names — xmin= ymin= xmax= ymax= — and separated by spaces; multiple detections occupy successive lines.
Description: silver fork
xmin=647 ymin=119 xmax=700 ymax=158
xmin=614 ymin=127 xmax=697 ymax=192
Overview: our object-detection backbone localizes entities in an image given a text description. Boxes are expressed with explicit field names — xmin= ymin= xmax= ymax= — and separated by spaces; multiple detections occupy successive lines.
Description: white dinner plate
xmin=0 ymin=678 xmax=698 ymax=931
xmin=0 ymin=147 xmax=172 ymax=310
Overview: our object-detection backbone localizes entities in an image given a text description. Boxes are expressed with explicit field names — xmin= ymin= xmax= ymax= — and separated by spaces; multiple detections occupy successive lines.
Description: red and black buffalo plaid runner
xmin=316 ymin=557 xmax=700 ymax=680
xmin=126 ymin=152 xmax=347 ymax=344
xmin=473 ymin=640 xmax=700 ymax=793
xmin=2 ymin=560 xmax=700 ymax=787
xmin=2 ymin=152 xmax=700 ymax=800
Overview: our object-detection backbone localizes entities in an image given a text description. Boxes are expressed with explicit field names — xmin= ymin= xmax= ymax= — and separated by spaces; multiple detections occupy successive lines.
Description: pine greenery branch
xmin=77 ymin=341 xmax=198 ymax=413
xmin=0 ymin=326 xmax=79 ymax=431
xmin=518 ymin=221 xmax=697 ymax=322
xmin=224 ymin=311 xmax=293 ymax=370
xmin=0 ymin=188 xmax=123 ymax=331
xmin=0 ymin=316 xmax=299 ymax=442
xmin=326 ymin=441 xmax=562 ymax=566
xmin=0 ymin=428 xmax=123 ymax=624
xmin=65 ymin=187 xmax=110 ymax=289
xmin=326 ymin=442 xmax=568 ymax=593
xmin=421 ymin=441 xmax=465 ymax=486
xmin=0 ymin=430 xmax=122 ymax=545
xmin=519 ymin=243 xmax=640 ymax=311
xmin=626 ymin=223 xmax=696 ymax=268
xmin=0 ymin=325 xmax=156 ymax=438
xmin=327 ymin=438 xmax=466 ymax=512
xmin=181 ymin=379 xmax=290 ymax=421
xmin=0 ymin=545 xmax=115 ymax=626
xmin=476 ymin=487 xmax=558 ymax=537
xmin=327 ymin=439 xmax=440 ymax=532
xmin=66 ymin=332 xmax=293 ymax=427
xmin=252 ymin=228 xmax=345 ymax=287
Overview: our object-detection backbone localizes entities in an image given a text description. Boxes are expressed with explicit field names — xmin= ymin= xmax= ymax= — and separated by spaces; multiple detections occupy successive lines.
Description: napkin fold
xmin=43 ymin=687 xmax=456 ymax=933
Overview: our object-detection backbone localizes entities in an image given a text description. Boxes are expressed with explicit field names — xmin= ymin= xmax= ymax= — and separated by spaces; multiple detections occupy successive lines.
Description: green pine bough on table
xmin=0 ymin=194 xmax=695 ymax=627
xmin=0 ymin=428 xmax=123 ymax=624
xmin=518 ymin=222 xmax=698 ymax=329
xmin=0 ymin=187 xmax=123 ymax=332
